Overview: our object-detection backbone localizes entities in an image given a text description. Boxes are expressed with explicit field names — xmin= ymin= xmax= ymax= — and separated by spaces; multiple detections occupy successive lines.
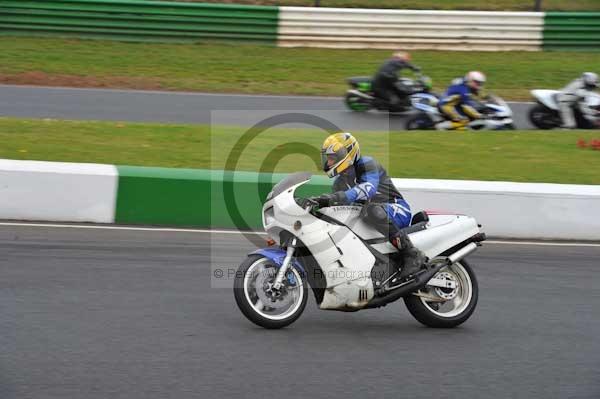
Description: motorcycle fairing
xmin=318 ymin=206 xmax=383 ymax=241
xmin=531 ymin=89 xmax=560 ymax=110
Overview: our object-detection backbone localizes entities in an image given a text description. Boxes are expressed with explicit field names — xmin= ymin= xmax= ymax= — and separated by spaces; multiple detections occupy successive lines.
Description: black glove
xmin=296 ymin=197 xmax=318 ymax=209
xmin=311 ymin=194 xmax=332 ymax=208
xmin=311 ymin=192 xmax=346 ymax=208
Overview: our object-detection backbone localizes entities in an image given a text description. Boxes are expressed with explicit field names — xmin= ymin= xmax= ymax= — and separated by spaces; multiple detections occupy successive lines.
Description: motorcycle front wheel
xmin=404 ymin=259 xmax=478 ymax=328
xmin=233 ymin=255 xmax=308 ymax=329
xmin=405 ymin=113 xmax=435 ymax=130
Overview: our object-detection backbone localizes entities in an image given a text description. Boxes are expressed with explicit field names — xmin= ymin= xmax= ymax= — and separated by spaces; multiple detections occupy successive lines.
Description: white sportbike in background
xmin=529 ymin=89 xmax=600 ymax=129
xmin=233 ymin=173 xmax=486 ymax=329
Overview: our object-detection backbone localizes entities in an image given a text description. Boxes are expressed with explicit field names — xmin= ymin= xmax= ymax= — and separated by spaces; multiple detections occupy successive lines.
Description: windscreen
xmin=485 ymin=94 xmax=501 ymax=105
xmin=268 ymin=172 xmax=312 ymax=200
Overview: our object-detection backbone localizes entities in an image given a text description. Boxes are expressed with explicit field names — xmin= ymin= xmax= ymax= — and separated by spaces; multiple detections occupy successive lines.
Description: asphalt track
xmin=2 ymin=224 xmax=599 ymax=399
xmin=0 ymin=84 xmax=534 ymax=130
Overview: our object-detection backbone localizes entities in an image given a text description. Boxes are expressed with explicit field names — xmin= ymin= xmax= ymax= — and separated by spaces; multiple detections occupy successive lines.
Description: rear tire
xmin=405 ymin=113 xmax=435 ymax=130
xmin=234 ymin=255 xmax=308 ymax=329
xmin=404 ymin=260 xmax=478 ymax=328
xmin=345 ymin=92 xmax=372 ymax=112
xmin=529 ymin=104 xmax=559 ymax=129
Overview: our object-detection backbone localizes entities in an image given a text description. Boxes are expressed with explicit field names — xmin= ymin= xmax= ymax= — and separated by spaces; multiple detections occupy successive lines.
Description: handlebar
xmin=295 ymin=197 xmax=319 ymax=210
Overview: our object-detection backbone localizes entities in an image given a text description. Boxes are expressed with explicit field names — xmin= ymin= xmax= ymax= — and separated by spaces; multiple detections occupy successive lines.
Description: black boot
xmin=392 ymin=233 xmax=428 ymax=279
xmin=361 ymin=203 xmax=428 ymax=279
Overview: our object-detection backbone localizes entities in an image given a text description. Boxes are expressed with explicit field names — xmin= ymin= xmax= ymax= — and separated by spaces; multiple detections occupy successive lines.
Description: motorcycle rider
xmin=372 ymin=51 xmax=421 ymax=109
xmin=310 ymin=132 xmax=427 ymax=279
xmin=557 ymin=72 xmax=599 ymax=129
xmin=436 ymin=71 xmax=487 ymax=130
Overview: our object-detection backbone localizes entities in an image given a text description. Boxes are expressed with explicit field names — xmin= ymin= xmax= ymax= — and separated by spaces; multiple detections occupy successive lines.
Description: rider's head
xmin=392 ymin=51 xmax=411 ymax=63
xmin=321 ymin=132 xmax=360 ymax=178
xmin=582 ymin=72 xmax=599 ymax=90
xmin=465 ymin=71 xmax=486 ymax=94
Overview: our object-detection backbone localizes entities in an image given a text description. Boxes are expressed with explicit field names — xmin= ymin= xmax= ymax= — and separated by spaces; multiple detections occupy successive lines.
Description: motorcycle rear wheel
xmin=234 ymin=255 xmax=308 ymax=329
xmin=528 ymin=104 xmax=559 ymax=129
xmin=404 ymin=260 xmax=478 ymax=328
xmin=405 ymin=113 xmax=435 ymax=130
xmin=345 ymin=92 xmax=372 ymax=112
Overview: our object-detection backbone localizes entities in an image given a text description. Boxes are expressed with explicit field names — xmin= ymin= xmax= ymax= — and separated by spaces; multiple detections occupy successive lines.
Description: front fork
xmin=272 ymin=238 xmax=297 ymax=290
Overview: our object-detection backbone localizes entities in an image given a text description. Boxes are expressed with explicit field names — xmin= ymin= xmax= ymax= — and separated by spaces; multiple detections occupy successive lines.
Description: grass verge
xmin=2 ymin=37 xmax=600 ymax=100
xmin=1 ymin=117 xmax=599 ymax=185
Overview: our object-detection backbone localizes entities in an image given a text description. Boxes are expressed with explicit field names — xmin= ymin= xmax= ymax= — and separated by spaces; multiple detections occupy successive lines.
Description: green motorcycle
xmin=345 ymin=74 xmax=433 ymax=113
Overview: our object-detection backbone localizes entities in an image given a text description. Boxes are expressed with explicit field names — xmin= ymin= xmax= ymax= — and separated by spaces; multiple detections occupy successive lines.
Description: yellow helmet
xmin=321 ymin=132 xmax=360 ymax=178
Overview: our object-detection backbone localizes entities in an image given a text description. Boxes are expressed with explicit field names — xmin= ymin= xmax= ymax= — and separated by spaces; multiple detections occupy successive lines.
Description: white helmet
xmin=465 ymin=71 xmax=486 ymax=94
xmin=465 ymin=71 xmax=486 ymax=86
xmin=582 ymin=72 xmax=599 ymax=89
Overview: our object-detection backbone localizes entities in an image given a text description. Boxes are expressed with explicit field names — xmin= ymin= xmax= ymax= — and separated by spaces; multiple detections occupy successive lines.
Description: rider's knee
xmin=364 ymin=203 xmax=388 ymax=224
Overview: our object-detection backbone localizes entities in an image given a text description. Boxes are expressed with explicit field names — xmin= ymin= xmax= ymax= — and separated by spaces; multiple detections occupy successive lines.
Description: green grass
xmin=174 ymin=0 xmax=600 ymax=11
xmin=2 ymin=117 xmax=599 ymax=185
xmin=2 ymin=37 xmax=600 ymax=100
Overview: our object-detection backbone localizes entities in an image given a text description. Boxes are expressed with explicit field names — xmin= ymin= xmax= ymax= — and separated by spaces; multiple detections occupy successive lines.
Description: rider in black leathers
xmin=372 ymin=51 xmax=421 ymax=108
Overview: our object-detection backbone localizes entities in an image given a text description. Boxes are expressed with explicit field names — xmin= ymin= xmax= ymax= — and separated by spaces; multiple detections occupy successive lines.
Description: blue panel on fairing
xmin=250 ymin=247 xmax=306 ymax=275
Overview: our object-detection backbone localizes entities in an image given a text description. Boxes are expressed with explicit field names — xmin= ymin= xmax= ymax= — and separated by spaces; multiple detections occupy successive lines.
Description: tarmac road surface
xmin=1 ymin=223 xmax=598 ymax=399
xmin=0 ymin=84 xmax=534 ymax=130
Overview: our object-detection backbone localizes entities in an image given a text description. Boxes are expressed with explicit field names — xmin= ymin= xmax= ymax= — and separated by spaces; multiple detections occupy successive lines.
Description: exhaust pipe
xmin=365 ymin=242 xmax=479 ymax=309
xmin=448 ymin=242 xmax=478 ymax=264
xmin=365 ymin=262 xmax=444 ymax=309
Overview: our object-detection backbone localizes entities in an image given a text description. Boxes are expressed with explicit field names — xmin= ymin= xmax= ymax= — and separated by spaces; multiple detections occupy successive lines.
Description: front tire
xmin=233 ymin=255 xmax=308 ymax=329
xmin=404 ymin=260 xmax=478 ymax=328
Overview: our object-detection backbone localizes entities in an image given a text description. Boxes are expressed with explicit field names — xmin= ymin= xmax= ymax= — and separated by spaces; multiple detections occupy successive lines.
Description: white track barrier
xmin=0 ymin=159 xmax=118 ymax=223
xmin=1 ymin=159 xmax=598 ymax=240
xmin=278 ymin=7 xmax=544 ymax=51
xmin=394 ymin=178 xmax=600 ymax=241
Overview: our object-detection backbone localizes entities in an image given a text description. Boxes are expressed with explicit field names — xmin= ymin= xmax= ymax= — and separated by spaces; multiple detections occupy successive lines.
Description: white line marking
xmin=0 ymin=84 xmax=534 ymax=105
xmin=486 ymin=240 xmax=600 ymax=247
xmin=1 ymin=221 xmax=599 ymax=247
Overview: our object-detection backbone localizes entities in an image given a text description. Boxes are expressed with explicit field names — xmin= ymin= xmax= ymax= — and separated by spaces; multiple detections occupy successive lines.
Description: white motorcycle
xmin=233 ymin=173 xmax=486 ymax=329
xmin=529 ymin=89 xmax=600 ymax=129
xmin=405 ymin=93 xmax=515 ymax=130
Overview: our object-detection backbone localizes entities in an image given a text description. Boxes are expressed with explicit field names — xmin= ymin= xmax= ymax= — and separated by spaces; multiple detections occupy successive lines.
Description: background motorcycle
xmin=233 ymin=172 xmax=486 ymax=329
xmin=405 ymin=94 xmax=515 ymax=130
xmin=529 ymin=89 xmax=600 ymax=129
xmin=345 ymin=73 xmax=433 ymax=113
